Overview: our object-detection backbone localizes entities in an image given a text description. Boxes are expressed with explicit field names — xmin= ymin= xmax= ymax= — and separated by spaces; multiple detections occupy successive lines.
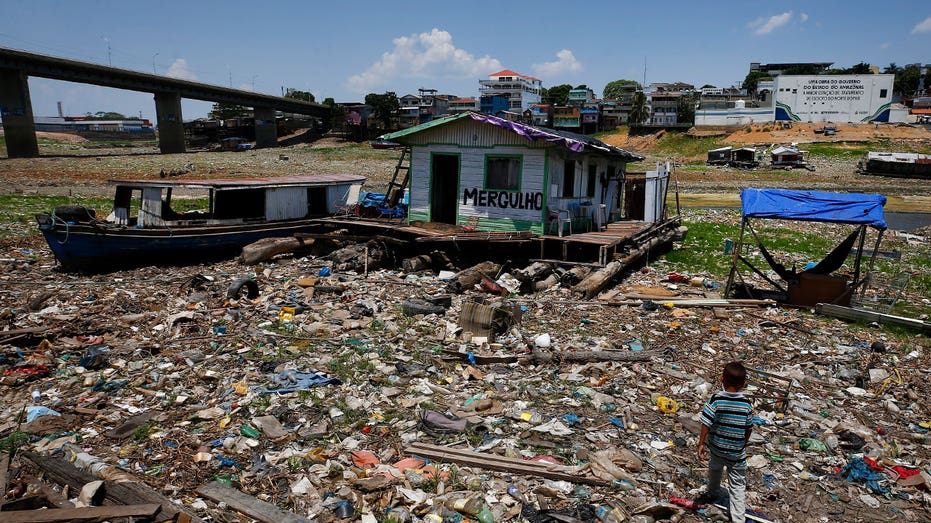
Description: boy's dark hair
xmin=723 ymin=361 xmax=747 ymax=388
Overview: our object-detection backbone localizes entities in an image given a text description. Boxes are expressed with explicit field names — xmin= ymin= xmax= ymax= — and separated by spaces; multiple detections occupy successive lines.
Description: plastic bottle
xmin=446 ymin=496 xmax=494 ymax=523
xmin=595 ymin=504 xmax=627 ymax=523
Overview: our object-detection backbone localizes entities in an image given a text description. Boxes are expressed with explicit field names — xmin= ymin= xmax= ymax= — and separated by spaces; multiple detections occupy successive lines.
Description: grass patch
xmin=651 ymin=134 xmax=727 ymax=158
xmin=805 ymin=141 xmax=931 ymax=159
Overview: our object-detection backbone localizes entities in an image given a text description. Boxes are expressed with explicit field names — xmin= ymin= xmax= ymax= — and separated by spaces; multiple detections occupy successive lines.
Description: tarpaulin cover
xmin=467 ymin=112 xmax=586 ymax=152
xmin=741 ymin=188 xmax=887 ymax=229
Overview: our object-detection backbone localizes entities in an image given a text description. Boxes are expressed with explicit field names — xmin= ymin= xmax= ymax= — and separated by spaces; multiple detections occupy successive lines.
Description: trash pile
xmin=0 ymin=235 xmax=929 ymax=523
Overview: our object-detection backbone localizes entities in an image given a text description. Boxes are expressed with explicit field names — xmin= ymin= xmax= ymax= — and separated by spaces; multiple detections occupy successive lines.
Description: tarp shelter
xmin=725 ymin=188 xmax=887 ymax=306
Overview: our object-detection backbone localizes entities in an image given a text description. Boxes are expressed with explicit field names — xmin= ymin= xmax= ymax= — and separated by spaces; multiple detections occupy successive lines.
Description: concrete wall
xmin=774 ymin=74 xmax=900 ymax=123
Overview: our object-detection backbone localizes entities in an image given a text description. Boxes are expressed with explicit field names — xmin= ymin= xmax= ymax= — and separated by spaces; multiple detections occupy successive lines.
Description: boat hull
xmin=39 ymin=219 xmax=322 ymax=271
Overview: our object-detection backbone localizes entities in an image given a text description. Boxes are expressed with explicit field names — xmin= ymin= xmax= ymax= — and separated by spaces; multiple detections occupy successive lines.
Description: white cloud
xmin=166 ymin=58 xmax=196 ymax=81
xmin=800 ymin=12 xmax=809 ymax=23
xmin=912 ymin=16 xmax=931 ymax=34
xmin=748 ymin=11 xmax=793 ymax=35
xmin=533 ymin=49 xmax=583 ymax=77
xmin=237 ymin=83 xmax=254 ymax=92
xmin=347 ymin=28 xmax=501 ymax=93
xmin=880 ymin=42 xmax=891 ymax=49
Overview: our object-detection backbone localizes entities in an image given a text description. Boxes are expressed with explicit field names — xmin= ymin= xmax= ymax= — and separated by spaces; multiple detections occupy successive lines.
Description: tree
xmin=603 ymin=79 xmax=641 ymax=100
xmin=544 ymin=84 xmax=572 ymax=106
xmin=284 ymin=88 xmax=315 ymax=102
xmin=782 ymin=64 xmax=820 ymax=75
xmin=86 ymin=111 xmax=127 ymax=120
xmin=741 ymin=71 xmax=768 ymax=93
xmin=364 ymin=91 xmax=399 ymax=129
xmin=847 ymin=62 xmax=872 ymax=74
xmin=209 ymin=103 xmax=249 ymax=120
xmin=701 ymin=84 xmax=716 ymax=89
xmin=676 ymin=93 xmax=697 ymax=125
xmin=321 ymin=97 xmax=344 ymax=130
xmin=890 ymin=64 xmax=930 ymax=96
xmin=574 ymin=84 xmax=588 ymax=90
xmin=883 ymin=63 xmax=900 ymax=74
xmin=628 ymin=92 xmax=648 ymax=125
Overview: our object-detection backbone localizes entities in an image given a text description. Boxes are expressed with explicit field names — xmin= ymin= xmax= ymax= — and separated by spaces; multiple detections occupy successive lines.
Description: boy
xmin=697 ymin=361 xmax=753 ymax=523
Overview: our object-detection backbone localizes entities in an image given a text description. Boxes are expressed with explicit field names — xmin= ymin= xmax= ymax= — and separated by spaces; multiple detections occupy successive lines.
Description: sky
xmin=2 ymin=1 xmax=930 ymax=122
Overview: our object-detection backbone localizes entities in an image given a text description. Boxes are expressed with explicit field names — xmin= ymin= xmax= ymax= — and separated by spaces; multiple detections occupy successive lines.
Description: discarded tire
xmin=400 ymin=298 xmax=446 ymax=316
xmin=227 ymin=278 xmax=259 ymax=299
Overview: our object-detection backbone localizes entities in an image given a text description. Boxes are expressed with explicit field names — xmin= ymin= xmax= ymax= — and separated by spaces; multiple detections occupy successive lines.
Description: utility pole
xmin=103 ymin=36 xmax=112 ymax=66
xmin=251 ymin=75 xmax=257 ymax=91
xmin=152 ymin=53 xmax=158 ymax=74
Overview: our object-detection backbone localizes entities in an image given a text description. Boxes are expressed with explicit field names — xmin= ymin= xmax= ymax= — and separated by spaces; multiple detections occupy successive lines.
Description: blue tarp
xmin=741 ymin=189 xmax=887 ymax=229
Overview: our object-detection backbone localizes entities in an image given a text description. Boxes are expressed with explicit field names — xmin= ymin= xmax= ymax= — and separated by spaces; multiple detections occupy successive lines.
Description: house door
xmin=430 ymin=154 xmax=459 ymax=224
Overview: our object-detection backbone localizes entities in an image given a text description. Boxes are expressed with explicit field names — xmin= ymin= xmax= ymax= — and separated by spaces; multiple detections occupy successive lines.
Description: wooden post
xmin=724 ymin=217 xmax=748 ymax=298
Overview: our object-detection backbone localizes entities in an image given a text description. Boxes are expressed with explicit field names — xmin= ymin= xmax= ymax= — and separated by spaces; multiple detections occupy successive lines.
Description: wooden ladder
xmin=384 ymin=146 xmax=411 ymax=206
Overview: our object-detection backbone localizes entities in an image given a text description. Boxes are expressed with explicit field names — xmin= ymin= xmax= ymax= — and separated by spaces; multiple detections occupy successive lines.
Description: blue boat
xmin=36 ymin=174 xmax=365 ymax=271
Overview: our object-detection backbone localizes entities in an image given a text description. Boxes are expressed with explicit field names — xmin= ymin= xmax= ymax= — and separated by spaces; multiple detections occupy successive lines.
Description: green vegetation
xmin=650 ymin=134 xmax=725 ymax=159
xmin=804 ymin=141 xmax=931 ymax=158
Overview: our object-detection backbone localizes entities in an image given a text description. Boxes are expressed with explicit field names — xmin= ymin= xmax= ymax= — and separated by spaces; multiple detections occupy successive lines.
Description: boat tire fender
xmin=227 ymin=278 xmax=259 ymax=299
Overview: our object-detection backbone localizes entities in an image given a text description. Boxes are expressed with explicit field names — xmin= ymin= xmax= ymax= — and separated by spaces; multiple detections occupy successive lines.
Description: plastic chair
xmin=548 ymin=208 xmax=572 ymax=237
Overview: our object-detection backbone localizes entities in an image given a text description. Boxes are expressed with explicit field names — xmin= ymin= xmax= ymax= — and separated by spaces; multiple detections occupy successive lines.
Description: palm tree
xmin=629 ymin=92 xmax=649 ymax=125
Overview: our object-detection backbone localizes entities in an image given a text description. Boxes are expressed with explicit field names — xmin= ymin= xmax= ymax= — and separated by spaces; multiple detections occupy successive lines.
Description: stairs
xmin=384 ymin=146 xmax=411 ymax=206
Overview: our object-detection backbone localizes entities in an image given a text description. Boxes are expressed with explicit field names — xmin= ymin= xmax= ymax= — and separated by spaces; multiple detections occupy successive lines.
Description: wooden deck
xmin=537 ymin=221 xmax=656 ymax=265
xmin=312 ymin=216 xmax=679 ymax=266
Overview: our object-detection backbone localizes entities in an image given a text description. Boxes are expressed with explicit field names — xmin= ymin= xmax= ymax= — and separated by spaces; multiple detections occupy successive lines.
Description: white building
xmin=479 ymin=69 xmax=542 ymax=113
xmin=774 ymin=74 xmax=899 ymax=123
xmin=695 ymin=74 xmax=906 ymax=125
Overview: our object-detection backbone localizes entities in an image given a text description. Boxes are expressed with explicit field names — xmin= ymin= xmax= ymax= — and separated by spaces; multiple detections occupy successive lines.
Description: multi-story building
xmin=553 ymin=106 xmax=580 ymax=130
xmin=530 ymin=104 xmax=553 ymax=127
xmin=479 ymin=69 xmax=543 ymax=113
xmin=568 ymin=87 xmax=595 ymax=107
xmin=448 ymin=98 xmax=479 ymax=114
xmin=648 ymin=92 xmax=681 ymax=125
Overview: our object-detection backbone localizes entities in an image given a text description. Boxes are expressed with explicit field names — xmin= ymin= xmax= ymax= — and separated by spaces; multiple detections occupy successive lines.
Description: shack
xmin=730 ymin=147 xmax=759 ymax=168
xmin=707 ymin=146 xmax=732 ymax=165
xmin=770 ymin=146 xmax=807 ymax=168
xmin=377 ymin=112 xmax=644 ymax=234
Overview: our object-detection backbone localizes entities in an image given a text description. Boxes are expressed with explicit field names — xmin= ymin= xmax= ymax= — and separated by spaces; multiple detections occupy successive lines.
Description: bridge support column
xmin=154 ymin=91 xmax=185 ymax=154
xmin=0 ymin=69 xmax=39 ymax=158
xmin=253 ymin=107 xmax=277 ymax=148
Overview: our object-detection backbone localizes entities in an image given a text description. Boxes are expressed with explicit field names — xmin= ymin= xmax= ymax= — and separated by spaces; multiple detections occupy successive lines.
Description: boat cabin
xmin=104 ymin=174 xmax=365 ymax=228
xmin=377 ymin=112 xmax=644 ymax=234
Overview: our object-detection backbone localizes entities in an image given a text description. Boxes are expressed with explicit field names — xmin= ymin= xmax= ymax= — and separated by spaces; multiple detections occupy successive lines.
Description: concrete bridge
xmin=0 ymin=47 xmax=330 ymax=158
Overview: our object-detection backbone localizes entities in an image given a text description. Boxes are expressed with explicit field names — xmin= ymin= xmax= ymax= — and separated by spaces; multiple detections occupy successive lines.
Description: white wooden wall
xmin=266 ymin=187 xmax=308 ymax=221
xmin=410 ymin=145 xmax=546 ymax=222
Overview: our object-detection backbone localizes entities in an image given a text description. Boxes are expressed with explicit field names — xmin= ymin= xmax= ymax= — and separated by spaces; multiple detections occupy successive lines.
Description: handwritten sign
xmin=462 ymin=188 xmax=543 ymax=210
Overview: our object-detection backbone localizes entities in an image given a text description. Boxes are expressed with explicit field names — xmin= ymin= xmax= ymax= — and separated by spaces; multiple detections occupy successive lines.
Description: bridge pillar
xmin=154 ymin=91 xmax=185 ymax=154
xmin=0 ymin=69 xmax=39 ymax=158
xmin=253 ymin=106 xmax=277 ymax=148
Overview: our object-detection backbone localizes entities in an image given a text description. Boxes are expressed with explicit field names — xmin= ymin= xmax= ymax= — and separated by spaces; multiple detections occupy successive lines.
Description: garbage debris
xmin=0 ymin=218 xmax=928 ymax=523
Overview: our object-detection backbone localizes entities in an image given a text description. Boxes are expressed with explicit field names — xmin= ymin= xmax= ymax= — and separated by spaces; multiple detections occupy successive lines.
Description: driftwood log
xmin=520 ymin=348 xmax=665 ymax=365
xmin=574 ymin=228 xmax=679 ymax=299
xmin=447 ymin=261 xmax=502 ymax=293
xmin=241 ymin=237 xmax=311 ymax=265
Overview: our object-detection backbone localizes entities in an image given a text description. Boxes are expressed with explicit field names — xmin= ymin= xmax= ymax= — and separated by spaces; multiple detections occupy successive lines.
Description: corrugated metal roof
xmin=379 ymin=112 xmax=643 ymax=161
xmin=107 ymin=174 xmax=365 ymax=190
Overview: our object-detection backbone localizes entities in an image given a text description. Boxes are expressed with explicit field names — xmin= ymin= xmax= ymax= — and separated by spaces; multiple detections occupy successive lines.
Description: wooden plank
xmin=1 ymin=503 xmax=160 ymax=523
xmin=817 ymin=303 xmax=931 ymax=333
xmin=405 ymin=443 xmax=612 ymax=486
xmin=22 ymin=453 xmax=202 ymax=523
xmin=196 ymin=482 xmax=313 ymax=523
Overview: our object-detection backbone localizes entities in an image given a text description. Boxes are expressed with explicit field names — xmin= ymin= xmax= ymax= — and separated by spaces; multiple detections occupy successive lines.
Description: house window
xmin=880 ymin=89 xmax=888 ymax=98
xmin=563 ymin=160 xmax=576 ymax=197
xmin=586 ymin=164 xmax=597 ymax=197
xmin=485 ymin=156 xmax=521 ymax=191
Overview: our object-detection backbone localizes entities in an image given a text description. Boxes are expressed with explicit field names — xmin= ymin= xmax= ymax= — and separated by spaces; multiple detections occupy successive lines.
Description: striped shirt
xmin=700 ymin=391 xmax=753 ymax=461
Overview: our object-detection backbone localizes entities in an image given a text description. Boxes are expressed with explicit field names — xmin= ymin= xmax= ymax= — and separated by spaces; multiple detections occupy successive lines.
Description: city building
xmin=479 ymin=69 xmax=543 ymax=113
xmin=568 ymin=87 xmax=595 ymax=107
xmin=448 ymin=98 xmax=479 ymax=114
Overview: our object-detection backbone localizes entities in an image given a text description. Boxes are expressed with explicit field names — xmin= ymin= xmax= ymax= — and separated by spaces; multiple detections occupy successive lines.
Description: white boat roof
xmin=107 ymin=174 xmax=366 ymax=190
xmin=866 ymin=151 xmax=929 ymax=162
